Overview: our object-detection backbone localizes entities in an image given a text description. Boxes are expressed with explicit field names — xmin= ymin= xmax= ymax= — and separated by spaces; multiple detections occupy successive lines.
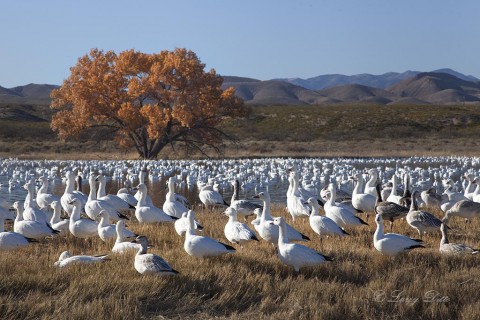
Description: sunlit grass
xmin=0 ymin=204 xmax=479 ymax=319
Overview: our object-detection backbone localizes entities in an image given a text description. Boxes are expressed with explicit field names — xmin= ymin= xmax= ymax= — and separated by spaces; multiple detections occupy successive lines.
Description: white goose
xmin=49 ymin=201 xmax=69 ymax=236
xmin=364 ymin=168 xmax=379 ymax=197
xmin=174 ymin=210 xmax=203 ymax=236
xmin=439 ymin=223 xmax=478 ymax=255
xmin=68 ymin=199 xmax=99 ymax=239
xmin=253 ymin=192 xmax=309 ymax=245
xmin=135 ymin=184 xmax=176 ymax=223
xmin=163 ymin=177 xmax=188 ymax=218
xmin=54 ymin=251 xmax=109 ymax=268
xmin=131 ymin=236 xmax=179 ymax=275
xmin=184 ymin=216 xmax=236 ymax=258
xmin=112 ymin=220 xmax=142 ymax=253
xmin=324 ymin=184 xmax=368 ymax=229
xmin=116 ymin=188 xmax=138 ymax=207
xmin=386 ymin=174 xmax=403 ymax=205
xmin=97 ymin=210 xmax=136 ymax=242
xmin=0 ymin=212 xmax=37 ymax=250
xmin=307 ymin=197 xmax=348 ymax=240
xmin=286 ymin=171 xmax=311 ymax=221
xmin=22 ymin=181 xmax=50 ymax=224
xmin=36 ymin=176 xmax=61 ymax=210
xmin=224 ymin=207 xmax=259 ymax=247
xmin=199 ymin=185 xmax=228 ymax=210
xmin=272 ymin=217 xmax=332 ymax=272
xmin=85 ymin=175 xmax=126 ymax=222
xmin=373 ymin=213 xmax=424 ymax=256
xmin=61 ymin=171 xmax=86 ymax=216
xmin=96 ymin=175 xmax=133 ymax=211
xmin=134 ymin=169 xmax=153 ymax=206
xmin=13 ymin=201 xmax=59 ymax=240
xmin=351 ymin=173 xmax=376 ymax=215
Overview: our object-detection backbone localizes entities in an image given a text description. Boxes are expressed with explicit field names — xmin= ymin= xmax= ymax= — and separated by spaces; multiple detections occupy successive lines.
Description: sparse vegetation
xmin=0 ymin=205 xmax=479 ymax=319
xmin=3 ymin=104 xmax=480 ymax=159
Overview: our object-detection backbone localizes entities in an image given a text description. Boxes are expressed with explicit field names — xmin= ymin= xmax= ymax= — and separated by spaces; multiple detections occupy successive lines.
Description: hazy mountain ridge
xmin=1 ymin=69 xmax=480 ymax=113
xmin=275 ymin=68 xmax=479 ymax=90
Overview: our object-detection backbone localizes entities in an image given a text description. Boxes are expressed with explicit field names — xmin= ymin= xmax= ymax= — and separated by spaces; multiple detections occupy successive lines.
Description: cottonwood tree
xmin=50 ymin=48 xmax=247 ymax=159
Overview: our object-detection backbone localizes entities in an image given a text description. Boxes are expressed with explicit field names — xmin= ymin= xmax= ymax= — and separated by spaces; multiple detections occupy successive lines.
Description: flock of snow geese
xmin=0 ymin=156 xmax=479 ymax=274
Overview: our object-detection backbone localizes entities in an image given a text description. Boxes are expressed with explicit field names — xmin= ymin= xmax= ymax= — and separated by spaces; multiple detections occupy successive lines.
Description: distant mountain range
xmin=223 ymin=70 xmax=480 ymax=105
xmin=1 ymin=69 xmax=480 ymax=110
xmin=274 ymin=68 xmax=479 ymax=90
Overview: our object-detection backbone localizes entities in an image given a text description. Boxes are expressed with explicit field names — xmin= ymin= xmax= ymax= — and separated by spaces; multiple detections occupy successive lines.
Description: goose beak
xmin=253 ymin=195 xmax=259 ymax=199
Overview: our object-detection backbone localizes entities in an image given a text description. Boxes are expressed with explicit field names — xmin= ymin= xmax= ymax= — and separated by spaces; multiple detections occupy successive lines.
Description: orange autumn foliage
xmin=50 ymin=48 xmax=247 ymax=159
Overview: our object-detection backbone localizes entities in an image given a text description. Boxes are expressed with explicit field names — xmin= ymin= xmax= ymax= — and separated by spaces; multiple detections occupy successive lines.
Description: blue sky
xmin=1 ymin=0 xmax=479 ymax=87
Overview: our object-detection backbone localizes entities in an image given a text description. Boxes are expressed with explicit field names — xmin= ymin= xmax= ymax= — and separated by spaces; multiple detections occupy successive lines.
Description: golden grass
xmin=1 ymin=204 xmax=479 ymax=319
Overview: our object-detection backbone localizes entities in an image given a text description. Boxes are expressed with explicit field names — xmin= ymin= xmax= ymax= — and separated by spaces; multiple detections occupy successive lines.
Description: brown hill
xmin=316 ymin=84 xmax=396 ymax=104
xmin=388 ymin=72 xmax=480 ymax=103
xmin=10 ymin=83 xmax=58 ymax=99
xmin=221 ymin=80 xmax=326 ymax=105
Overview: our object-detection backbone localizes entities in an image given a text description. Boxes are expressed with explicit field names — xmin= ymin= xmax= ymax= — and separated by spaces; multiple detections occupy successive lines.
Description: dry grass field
xmin=3 ymin=104 xmax=480 ymax=159
xmin=1 ymin=203 xmax=479 ymax=320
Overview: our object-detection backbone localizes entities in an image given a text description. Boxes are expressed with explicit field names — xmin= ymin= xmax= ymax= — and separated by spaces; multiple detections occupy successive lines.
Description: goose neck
xmin=97 ymin=178 xmax=106 ymax=198
xmin=88 ymin=180 xmax=97 ymax=201
xmin=277 ymin=222 xmax=289 ymax=244
xmin=374 ymin=220 xmax=384 ymax=241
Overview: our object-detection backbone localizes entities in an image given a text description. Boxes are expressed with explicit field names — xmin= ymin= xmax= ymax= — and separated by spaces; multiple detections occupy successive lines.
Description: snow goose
xmin=406 ymin=191 xmax=443 ymax=239
xmin=439 ymin=223 xmax=478 ymax=255
xmin=463 ymin=174 xmax=476 ymax=200
xmin=174 ymin=210 xmax=203 ymax=236
xmin=223 ymin=207 xmax=259 ymax=247
xmin=134 ymin=169 xmax=153 ymax=206
xmin=0 ymin=213 xmax=37 ymax=250
xmin=61 ymin=171 xmax=86 ymax=215
xmin=306 ymin=197 xmax=348 ymax=240
xmin=351 ymin=173 xmax=376 ymax=215
xmin=163 ymin=177 xmax=188 ymax=218
xmin=135 ymin=184 xmax=176 ymax=223
xmin=112 ymin=220 xmax=142 ymax=253
xmin=272 ymin=217 xmax=332 ymax=272
xmin=36 ymin=176 xmax=61 ymax=210
xmin=199 ymin=185 xmax=228 ymax=210
xmin=364 ymin=168 xmax=379 ymax=197
xmin=444 ymin=199 xmax=480 ymax=224
xmin=230 ymin=180 xmax=262 ymax=219
xmin=131 ymin=236 xmax=179 ymax=275
xmin=54 ymin=251 xmax=109 ymax=268
xmin=22 ymin=181 xmax=49 ymax=224
xmin=96 ymin=175 xmax=134 ymax=211
xmin=443 ymin=179 xmax=468 ymax=202
xmin=68 ymin=199 xmax=99 ymax=239
xmin=420 ymin=187 xmax=442 ymax=210
xmin=85 ymin=175 xmax=127 ymax=222
xmin=374 ymin=183 xmax=409 ymax=232
xmin=253 ymin=192 xmax=309 ymax=244
xmin=13 ymin=201 xmax=59 ymax=240
xmin=97 ymin=210 xmax=136 ymax=242
xmin=116 ymin=188 xmax=138 ymax=207
xmin=184 ymin=218 xmax=236 ymax=258
xmin=49 ymin=201 xmax=69 ymax=236
xmin=324 ymin=184 xmax=368 ymax=229
xmin=373 ymin=213 xmax=424 ymax=256
xmin=386 ymin=174 xmax=403 ymax=205
xmin=286 ymin=171 xmax=310 ymax=221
